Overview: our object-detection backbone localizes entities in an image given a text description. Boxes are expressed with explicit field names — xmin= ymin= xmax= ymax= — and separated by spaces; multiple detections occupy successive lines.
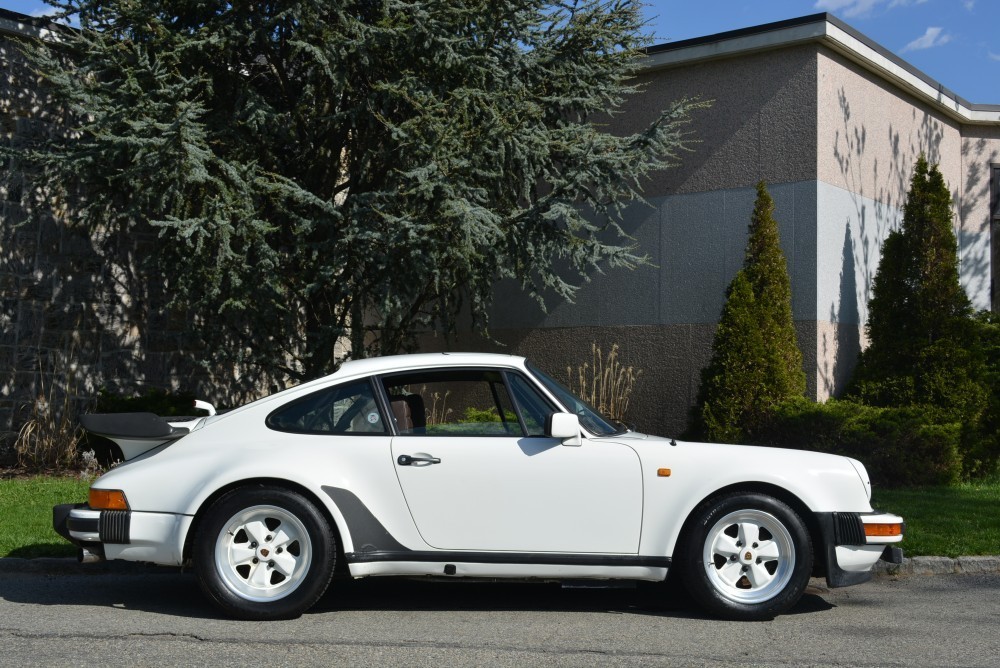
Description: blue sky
xmin=643 ymin=0 xmax=998 ymax=104
xmin=4 ymin=0 xmax=997 ymax=103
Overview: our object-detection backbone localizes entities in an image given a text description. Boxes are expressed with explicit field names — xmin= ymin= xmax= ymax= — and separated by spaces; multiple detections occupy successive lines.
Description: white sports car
xmin=54 ymin=352 xmax=903 ymax=621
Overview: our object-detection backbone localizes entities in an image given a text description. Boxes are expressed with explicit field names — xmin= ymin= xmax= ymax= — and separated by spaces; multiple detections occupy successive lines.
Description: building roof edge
xmin=642 ymin=12 xmax=1000 ymax=126
xmin=0 ymin=7 xmax=64 ymax=40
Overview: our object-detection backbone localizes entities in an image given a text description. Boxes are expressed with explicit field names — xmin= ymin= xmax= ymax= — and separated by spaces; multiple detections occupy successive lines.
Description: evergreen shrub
xmin=844 ymin=156 xmax=995 ymax=480
xmin=757 ymin=398 xmax=962 ymax=487
xmin=689 ymin=182 xmax=805 ymax=442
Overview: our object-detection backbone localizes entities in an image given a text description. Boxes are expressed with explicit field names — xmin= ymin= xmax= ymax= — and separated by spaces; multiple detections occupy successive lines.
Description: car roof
xmin=214 ymin=352 xmax=531 ymax=420
xmin=335 ymin=352 xmax=527 ymax=379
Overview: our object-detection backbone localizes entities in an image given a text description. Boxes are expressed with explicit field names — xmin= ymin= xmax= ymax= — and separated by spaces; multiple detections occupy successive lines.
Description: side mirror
xmin=546 ymin=412 xmax=582 ymax=446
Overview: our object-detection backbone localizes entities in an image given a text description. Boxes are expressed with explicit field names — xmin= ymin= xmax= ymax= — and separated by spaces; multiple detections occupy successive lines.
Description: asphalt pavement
xmin=1 ymin=565 xmax=998 ymax=667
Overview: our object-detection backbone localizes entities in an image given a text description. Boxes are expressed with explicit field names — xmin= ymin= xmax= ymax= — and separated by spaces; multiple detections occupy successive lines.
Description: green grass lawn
xmin=0 ymin=475 xmax=91 ymax=559
xmin=0 ymin=474 xmax=997 ymax=559
xmin=872 ymin=477 xmax=1000 ymax=558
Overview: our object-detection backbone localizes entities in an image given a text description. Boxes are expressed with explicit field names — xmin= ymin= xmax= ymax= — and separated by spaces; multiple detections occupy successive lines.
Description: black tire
xmin=678 ymin=492 xmax=812 ymax=621
xmin=194 ymin=485 xmax=336 ymax=620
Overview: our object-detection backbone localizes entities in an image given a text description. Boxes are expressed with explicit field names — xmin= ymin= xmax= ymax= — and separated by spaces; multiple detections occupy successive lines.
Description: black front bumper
xmin=816 ymin=512 xmax=904 ymax=587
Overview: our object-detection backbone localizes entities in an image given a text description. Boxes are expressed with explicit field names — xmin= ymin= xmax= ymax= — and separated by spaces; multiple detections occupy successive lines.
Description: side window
xmin=506 ymin=372 xmax=554 ymax=436
xmin=381 ymin=369 xmax=521 ymax=436
xmin=266 ymin=379 xmax=386 ymax=434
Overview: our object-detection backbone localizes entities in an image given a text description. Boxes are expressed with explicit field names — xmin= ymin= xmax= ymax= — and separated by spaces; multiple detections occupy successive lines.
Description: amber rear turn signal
xmin=89 ymin=488 xmax=129 ymax=511
xmin=864 ymin=523 xmax=902 ymax=537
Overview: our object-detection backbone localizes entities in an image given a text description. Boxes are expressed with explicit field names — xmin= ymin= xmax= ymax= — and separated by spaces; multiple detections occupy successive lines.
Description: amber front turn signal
xmin=864 ymin=523 xmax=902 ymax=537
xmin=90 ymin=488 xmax=129 ymax=510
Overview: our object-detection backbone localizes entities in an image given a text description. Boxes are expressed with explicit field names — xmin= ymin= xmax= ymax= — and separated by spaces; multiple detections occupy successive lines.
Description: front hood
xmin=606 ymin=435 xmax=872 ymax=510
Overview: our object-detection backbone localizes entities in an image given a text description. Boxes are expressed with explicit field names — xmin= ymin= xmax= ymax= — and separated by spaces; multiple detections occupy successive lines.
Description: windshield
xmin=527 ymin=363 xmax=625 ymax=437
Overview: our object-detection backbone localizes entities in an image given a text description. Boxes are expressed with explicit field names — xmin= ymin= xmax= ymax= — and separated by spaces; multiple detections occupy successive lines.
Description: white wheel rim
xmin=702 ymin=509 xmax=795 ymax=604
xmin=214 ymin=504 xmax=312 ymax=602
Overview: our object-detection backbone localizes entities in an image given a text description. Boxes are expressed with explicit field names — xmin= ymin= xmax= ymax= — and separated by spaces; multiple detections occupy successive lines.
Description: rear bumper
xmin=816 ymin=511 xmax=905 ymax=587
xmin=53 ymin=503 xmax=191 ymax=566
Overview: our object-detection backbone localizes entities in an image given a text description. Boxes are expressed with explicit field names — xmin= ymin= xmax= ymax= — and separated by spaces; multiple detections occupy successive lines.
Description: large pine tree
xmin=692 ymin=181 xmax=805 ymax=442
xmin=17 ymin=0 xmax=703 ymax=382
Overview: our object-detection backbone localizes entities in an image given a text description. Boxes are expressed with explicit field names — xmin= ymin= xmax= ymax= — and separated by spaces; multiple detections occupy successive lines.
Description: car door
xmin=382 ymin=368 xmax=643 ymax=554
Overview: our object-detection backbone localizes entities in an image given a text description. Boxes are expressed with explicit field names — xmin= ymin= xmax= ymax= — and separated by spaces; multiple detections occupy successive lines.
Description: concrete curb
xmin=872 ymin=555 xmax=1000 ymax=577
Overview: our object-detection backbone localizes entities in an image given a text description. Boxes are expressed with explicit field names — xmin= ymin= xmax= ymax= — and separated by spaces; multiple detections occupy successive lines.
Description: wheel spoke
xmin=737 ymin=521 xmax=759 ymax=548
xmin=249 ymin=562 xmax=272 ymax=588
xmin=756 ymin=539 xmax=781 ymax=560
xmin=272 ymin=551 xmax=297 ymax=577
xmin=711 ymin=530 xmax=739 ymax=559
xmin=230 ymin=543 xmax=256 ymax=567
xmin=716 ymin=560 xmax=744 ymax=587
xmin=747 ymin=561 xmax=774 ymax=589
xmin=271 ymin=528 xmax=295 ymax=549
xmin=243 ymin=520 xmax=269 ymax=545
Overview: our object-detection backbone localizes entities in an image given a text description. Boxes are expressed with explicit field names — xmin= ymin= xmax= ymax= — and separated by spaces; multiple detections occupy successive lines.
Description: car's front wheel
xmin=194 ymin=485 xmax=336 ymax=620
xmin=680 ymin=492 xmax=812 ymax=620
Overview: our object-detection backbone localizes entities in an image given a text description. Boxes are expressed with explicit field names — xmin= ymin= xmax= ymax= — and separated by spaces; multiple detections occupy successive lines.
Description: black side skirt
xmin=345 ymin=550 xmax=671 ymax=568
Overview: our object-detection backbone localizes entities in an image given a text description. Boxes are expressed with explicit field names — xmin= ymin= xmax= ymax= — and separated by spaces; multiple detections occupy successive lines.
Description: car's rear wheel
xmin=680 ymin=492 xmax=812 ymax=621
xmin=194 ymin=486 xmax=335 ymax=620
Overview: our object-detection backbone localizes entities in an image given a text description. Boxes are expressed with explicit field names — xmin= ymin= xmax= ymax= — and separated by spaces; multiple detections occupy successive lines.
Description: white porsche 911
xmin=54 ymin=352 xmax=903 ymax=621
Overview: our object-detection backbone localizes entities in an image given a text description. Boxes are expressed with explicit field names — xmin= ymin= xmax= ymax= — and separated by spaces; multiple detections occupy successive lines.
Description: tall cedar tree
xmin=692 ymin=182 xmax=805 ymax=442
xmin=18 ymin=1 xmax=703 ymax=382
xmin=849 ymin=156 xmax=983 ymax=419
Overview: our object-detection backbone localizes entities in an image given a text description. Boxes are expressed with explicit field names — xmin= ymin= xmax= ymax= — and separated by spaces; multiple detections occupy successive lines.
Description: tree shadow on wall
xmin=819 ymin=221 xmax=861 ymax=398
xmin=958 ymin=135 xmax=999 ymax=311
xmin=1 ymin=33 xmax=265 ymax=441
xmin=823 ymin=84 xmax=995 ymax=396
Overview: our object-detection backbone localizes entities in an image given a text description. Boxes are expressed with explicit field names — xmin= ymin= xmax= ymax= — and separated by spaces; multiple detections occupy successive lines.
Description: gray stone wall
xmin=626 ymin=44 xmax=820 ymax=198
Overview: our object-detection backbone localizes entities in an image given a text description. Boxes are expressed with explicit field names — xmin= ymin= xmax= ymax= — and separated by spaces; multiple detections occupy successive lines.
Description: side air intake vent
xmin=833 ymin=512 xmax=866 ymax=545
xmin=99 ymin=510 xmax=131 ymax=544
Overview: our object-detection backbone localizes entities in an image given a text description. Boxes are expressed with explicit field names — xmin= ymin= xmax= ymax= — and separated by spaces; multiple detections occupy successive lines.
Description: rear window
xmin=266 ymin=379 xmax=386 ymax=434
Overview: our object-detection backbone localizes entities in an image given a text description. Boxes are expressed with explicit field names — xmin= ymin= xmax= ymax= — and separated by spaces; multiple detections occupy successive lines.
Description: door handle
xmin=397 ymin=454 xmax=441 ymax=466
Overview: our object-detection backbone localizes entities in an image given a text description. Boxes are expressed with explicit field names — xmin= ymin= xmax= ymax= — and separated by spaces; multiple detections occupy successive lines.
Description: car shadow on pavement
xmin=309 ymin=576 xmax=836 ymax=619
xmin=1 ymin=565 xmax=834 ymax=620
xmin=0 ymin=565 xmax=224 ymax=618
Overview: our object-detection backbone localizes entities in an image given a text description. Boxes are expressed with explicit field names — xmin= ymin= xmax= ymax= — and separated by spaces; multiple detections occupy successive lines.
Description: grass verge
xmin=0 ymin=474 xmax=91 ymax=559
xmin=0 ymin=474 xmax=997 ymax=559
xmin=872 ymin=477 xmax=1000 ymax=558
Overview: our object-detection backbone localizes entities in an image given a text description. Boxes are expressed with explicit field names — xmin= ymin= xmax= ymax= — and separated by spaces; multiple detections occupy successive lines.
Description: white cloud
xmin=963 ymin=1 xmax=976 ymax=10
xmin=30 ymin=8 xmax=56 ymax=17
xmin=814 ymin=0 xmax=880 ymax=17
xmin=901 ymin=26 xmax=953 ymax=52
xmin=814 ymin=0 xmax=927 ymax=17
xmin=989 ymin=51 xmax=1000 ymax=61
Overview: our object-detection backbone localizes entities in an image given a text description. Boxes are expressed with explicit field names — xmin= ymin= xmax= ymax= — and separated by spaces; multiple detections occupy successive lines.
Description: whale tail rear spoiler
xmin=80 ymin=412 xmax=199 ymax=460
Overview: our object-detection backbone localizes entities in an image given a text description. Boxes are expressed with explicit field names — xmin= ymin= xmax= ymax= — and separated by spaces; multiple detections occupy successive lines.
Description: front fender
xmin=632 ymin=440 xmax=872 ymax=558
